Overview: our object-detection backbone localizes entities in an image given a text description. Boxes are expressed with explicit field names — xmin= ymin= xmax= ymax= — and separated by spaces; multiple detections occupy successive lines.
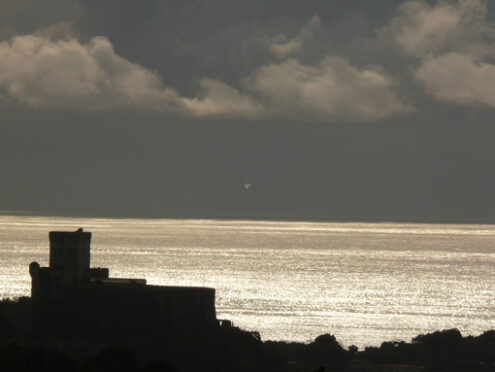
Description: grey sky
xmin=1 ymin=0 xmax=495 ymax=222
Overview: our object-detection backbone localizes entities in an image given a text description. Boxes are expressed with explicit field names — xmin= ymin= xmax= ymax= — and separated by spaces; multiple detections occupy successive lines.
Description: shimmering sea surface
xmin=1 ymin=215 xmax=494 ymax=347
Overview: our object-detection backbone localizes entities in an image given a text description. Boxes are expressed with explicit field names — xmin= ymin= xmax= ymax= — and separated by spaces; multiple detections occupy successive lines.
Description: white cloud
xmin=252 ymin=15 xmax=413 ymax=122
xmin=269 ymin=16 xmax=320 ymax=58
xmin=386 ymin=0 xmax=495 ymax=110
xmin=0 ymin=35 xmax=180 ymax=111
xmin=0 ymin=34 xmax=262 ymax=118
xmin=387 ymin=0 xmax=489 ymax=57
xmin=0 ymin=31 xmax=411 ymax=123
xmin=416 ymin=52 xmax=495 ymax=108
xmin=180 ymin=79 xmax=263 ymax=118
xmin=245 ymin=57 xmax=412 ymax=122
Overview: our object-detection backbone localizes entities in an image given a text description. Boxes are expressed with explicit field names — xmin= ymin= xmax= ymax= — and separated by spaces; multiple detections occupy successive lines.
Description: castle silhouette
xmin=29 ymin=229 xmax=219 ymax=338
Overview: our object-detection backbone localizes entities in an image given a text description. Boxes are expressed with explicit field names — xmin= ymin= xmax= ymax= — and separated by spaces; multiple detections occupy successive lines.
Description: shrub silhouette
xmin=88 ymin=347 xmax=139 ymax=372
xmin=1 ymin=297 xmax=495 ymax=371
xmin=143 ymin=358 xmax=177 ymax=372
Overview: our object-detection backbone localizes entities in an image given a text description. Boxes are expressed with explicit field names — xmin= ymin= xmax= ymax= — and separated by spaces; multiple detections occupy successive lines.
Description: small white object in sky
xmin=244 ymin=183 xmax=252 ymax=190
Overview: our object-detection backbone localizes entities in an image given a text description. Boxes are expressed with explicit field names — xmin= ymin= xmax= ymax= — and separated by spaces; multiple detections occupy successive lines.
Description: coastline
xmin=2 ymin=211 xmax=495 ymax=226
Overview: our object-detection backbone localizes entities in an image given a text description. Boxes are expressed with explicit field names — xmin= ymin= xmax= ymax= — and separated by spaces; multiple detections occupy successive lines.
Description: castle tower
xmin=49 ymin=228 xmax=91 ymax=283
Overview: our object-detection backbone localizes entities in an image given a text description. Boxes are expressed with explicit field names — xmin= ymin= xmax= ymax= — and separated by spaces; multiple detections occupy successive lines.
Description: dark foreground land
xmin=1 ymin=297 xmax=494 ymax=372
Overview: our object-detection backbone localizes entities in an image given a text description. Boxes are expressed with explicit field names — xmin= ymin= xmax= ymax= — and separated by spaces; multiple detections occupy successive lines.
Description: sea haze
xmin=0 ymin=215 xmax=494 ymax=347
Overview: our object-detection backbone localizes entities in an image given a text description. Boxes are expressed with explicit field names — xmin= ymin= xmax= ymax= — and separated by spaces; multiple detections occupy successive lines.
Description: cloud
xmin=0 ymin=0 xmax=81 ymax=40
xmin=385 ymin=0 xmax=495 ymax=110
xmin=416 ymin=52 xmax=495 ymax=108
xmin=245 ymin=57 xmax=412 ymax=122
xmin=0 ymin=30 xmax=411 ymax=123
xmin=269 ymin=16 xmax=321 ymax=58
xmin=0 ymin=35 xmax=180 ymax=111
xmin=240 ymin=15 xmax=413 ymax=122
xmin=387 ymin=0 xmax=490 ymax=57
xmin=180 ymin=79 xmax=264 ymax=118
xmin=0 ymin=34 xmax=261 ymax=118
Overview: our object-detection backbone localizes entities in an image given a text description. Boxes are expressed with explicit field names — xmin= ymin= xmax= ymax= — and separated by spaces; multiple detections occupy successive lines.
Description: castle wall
xmin=32 ymin=285 xmax=217 ymax=338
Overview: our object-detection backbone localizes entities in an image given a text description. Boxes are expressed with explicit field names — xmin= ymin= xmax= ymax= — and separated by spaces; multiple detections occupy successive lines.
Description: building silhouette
xmin=29 ymin=229 xmax=217 ymax=338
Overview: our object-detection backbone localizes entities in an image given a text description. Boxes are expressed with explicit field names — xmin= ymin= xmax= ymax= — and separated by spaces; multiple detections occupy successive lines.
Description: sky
xmin=1 ymin=0 xmax=495 ymax=222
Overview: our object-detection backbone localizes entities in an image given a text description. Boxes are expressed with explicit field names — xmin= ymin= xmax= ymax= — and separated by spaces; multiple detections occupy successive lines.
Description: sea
xmin=0 ymin=215 xmax=494 ymax=348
